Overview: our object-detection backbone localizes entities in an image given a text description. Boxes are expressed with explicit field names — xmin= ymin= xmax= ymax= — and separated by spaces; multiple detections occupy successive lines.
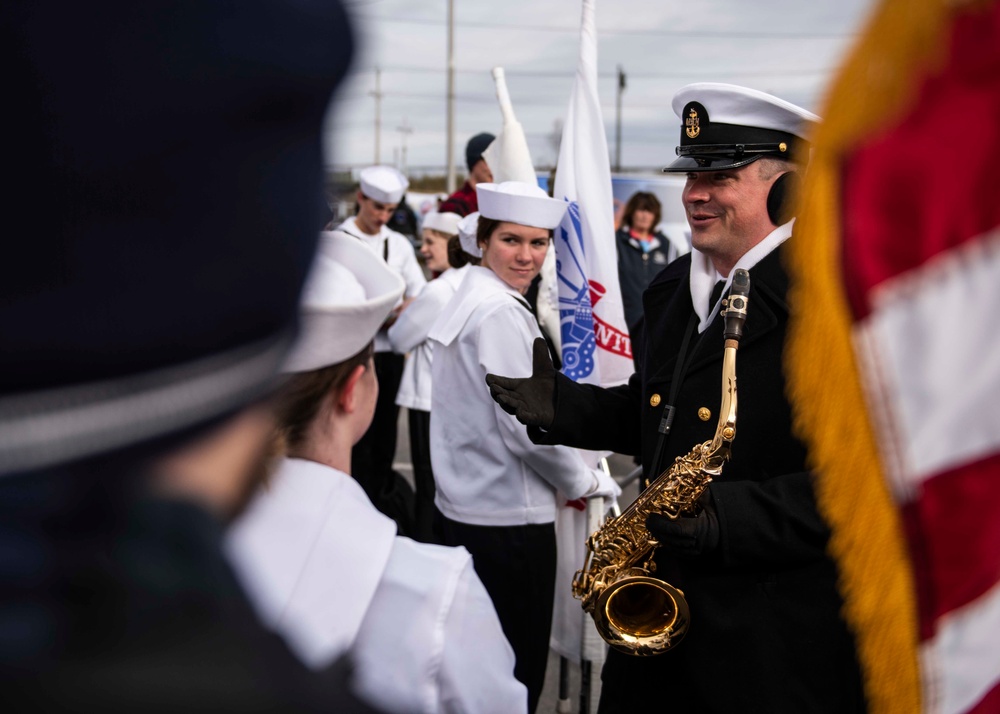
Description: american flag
xmin=786 ymin=0 xmax=1000 ymax=712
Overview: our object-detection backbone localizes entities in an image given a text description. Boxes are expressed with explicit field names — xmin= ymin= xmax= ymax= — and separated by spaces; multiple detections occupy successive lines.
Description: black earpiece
xmin=766 ymin=171 xmax=800 ymax=226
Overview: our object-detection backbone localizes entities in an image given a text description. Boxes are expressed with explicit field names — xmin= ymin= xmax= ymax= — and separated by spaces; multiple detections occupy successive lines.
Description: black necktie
xmin=708 ymin=280 xmax=726 ymax=314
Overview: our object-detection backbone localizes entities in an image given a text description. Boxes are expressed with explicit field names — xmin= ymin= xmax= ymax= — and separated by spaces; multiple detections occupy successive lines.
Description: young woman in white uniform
xmin=388 ymin=210 xmax=471 ymax=543
xmin=226 ymin=232 xmax=526 ymax=714
xmin=428 ymin=182 xmax=619 ymax=713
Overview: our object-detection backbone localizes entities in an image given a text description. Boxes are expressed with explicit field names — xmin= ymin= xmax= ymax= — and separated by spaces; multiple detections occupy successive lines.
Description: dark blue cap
xmin=0 ymin=1 xmax=354 ymax=473
xmin=466 ymin=132 xmax=495 ymax=170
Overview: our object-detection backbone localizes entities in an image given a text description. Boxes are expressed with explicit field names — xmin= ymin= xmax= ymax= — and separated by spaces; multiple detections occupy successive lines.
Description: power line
xmin=352 ymin=14 xmax=856 ymax=39
xmin=353 ymin=65 xmax=836 ymax=79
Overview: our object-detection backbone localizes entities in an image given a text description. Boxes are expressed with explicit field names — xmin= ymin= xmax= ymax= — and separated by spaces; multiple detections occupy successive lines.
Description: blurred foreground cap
xmin=663 ymin=82 xmax=819 ymax=172
xmin=0 ymin=0 xmax=355 ymax=474
xmin=282 ymin=232 xmax=405 ymax=373
xmin=476 ymin=182 xmax=567 ymax=230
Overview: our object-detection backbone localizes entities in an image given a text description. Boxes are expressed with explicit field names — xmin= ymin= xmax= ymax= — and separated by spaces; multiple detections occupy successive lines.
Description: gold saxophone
xmin=572 ymin=269 xmax=750 ymax=657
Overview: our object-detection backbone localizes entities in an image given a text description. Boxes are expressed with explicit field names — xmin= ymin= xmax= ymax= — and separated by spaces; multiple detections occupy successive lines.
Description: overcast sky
xmin=324 ymin=0 xmax=877 ymax=176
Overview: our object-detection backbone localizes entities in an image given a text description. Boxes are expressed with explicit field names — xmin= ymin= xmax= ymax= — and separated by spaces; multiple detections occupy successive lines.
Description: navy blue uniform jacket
xmin=531 ymin=243 xmax=865 ymax=713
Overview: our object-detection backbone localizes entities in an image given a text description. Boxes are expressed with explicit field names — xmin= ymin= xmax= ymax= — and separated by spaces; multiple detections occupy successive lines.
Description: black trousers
xmin=440 ymin=515 xmax=555 ymax=714
xmin=351 ymin=352 xmax=413 ymax=536
xmin=407 ymin=408 xmax=440 ymax=544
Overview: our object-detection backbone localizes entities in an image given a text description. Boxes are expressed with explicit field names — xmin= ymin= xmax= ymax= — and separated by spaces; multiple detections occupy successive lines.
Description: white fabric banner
xmin=552 ymin=0 xmax=632 ymax=389
xmin=550 ymin=0 xmax=628 ymax=667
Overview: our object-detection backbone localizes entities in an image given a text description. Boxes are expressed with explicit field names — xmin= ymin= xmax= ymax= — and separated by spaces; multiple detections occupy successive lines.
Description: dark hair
xmin=272 ymin=342 xmax=374 ymax=453
xmin=447 ymin=235 xmax=480 ymax=268
xmin=621 ymin=192 xmax=662 ymax=231
xmin=475 ymin=216 xmax=503 ymax=250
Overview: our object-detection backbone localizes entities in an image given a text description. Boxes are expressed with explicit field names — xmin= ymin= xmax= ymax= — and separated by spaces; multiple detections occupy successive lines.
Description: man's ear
xmin=336 ymin=364 xmax=368 ymax=414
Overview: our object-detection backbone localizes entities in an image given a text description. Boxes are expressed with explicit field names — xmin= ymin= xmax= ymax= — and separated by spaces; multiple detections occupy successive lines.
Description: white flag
xmin=550 ymin=0 xmax=628 ymax=667
xmin=553 ymin=0 xmax=632 ymax=388
xmin=482 ymin=68 xmax=536 ymax=184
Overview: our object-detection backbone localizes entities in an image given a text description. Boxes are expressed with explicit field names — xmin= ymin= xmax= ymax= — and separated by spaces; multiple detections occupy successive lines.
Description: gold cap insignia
xmin=685 ymin=108 xmax=700 ymax=139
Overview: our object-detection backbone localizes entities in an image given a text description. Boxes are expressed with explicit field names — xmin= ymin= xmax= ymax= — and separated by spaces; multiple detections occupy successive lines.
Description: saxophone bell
xmin=594 ymin=574 xmax=690 ymax=656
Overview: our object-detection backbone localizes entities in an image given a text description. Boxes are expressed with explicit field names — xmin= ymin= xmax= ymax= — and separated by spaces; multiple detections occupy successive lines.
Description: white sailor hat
xmin=457 ymin=212 xmax=481 ymax=258
xmin=663 ymin=83 xmax=820 ymax=173
xmin=358 ymin=165 xmax=409 ymax=204
xmin=476 ymin=181 xmax=567 ymax=230
xmin=422 ymin=210 xmax=462 ymax=236
xmin=282 ymin=231 xmax=405 ymax=373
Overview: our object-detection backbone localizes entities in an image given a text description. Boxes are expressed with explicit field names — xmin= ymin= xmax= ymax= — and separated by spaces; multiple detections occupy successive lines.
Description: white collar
xmin=428 ymin=266 xmax=527 ymax=346
xmin=227 ymin=458 xmax=397 ymax=669
xmin=689 ymin=218 xmax=794 ymax=333
xmin=340 ymin=216 xmax=387 ymax=242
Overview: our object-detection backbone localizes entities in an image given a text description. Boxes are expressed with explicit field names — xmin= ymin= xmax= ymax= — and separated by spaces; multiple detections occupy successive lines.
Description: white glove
xmin=586 ymin=468 xmax=622 ymax=501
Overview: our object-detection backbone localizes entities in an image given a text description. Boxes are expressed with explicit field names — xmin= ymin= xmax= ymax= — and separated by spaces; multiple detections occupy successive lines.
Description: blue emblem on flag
xmin=555 ymin=201 xmax=596 ymax=381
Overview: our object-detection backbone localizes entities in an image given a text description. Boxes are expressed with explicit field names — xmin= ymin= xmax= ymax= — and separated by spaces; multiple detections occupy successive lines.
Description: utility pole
xmin=445 ymin=0 xmax=456 ymax=192
xmin=397 ymin=118 xmax=413 ymax=175
xmin=615 ymin=65 xmax=626 ymax=173
xmin=371 ymin=67 xmax=383 ymax=165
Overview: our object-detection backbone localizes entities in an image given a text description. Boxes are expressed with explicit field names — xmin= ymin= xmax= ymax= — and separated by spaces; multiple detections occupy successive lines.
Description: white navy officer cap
xmin=422 ymin=210 xmax=462 ymax=237
xmin=663 ymin=83 xmax=820 ymax=173
xmin=476 ymin=181 xmax=567 ymax=230
xmin=457 ymin=212 xmax=481 ymax=258
xmin=358 ymin=165 xmax=409 ymax=204
xmin=282 ymin=231 xmax=405 ymax=373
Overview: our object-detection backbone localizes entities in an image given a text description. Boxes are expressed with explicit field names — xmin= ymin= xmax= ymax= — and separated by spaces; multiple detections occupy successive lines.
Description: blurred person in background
xmin=428 ymin=182 xmax=620 ymax=713
xmin=386 ymin=192 xmax=421 ymax=248
xmin=615 ymin=191 xmax=678 ymax=358
xmin=227 ymin=232 xmax=526 ymax=714
xmin=438 ymin=133 xmax=495 ymax=217
xmin=336 ymin=166 xmax=426 ymax=536
xmin=388 ymin=211 xmax=469 ymax=544
xmin=0 ymin=1 xmax=380 ymax=710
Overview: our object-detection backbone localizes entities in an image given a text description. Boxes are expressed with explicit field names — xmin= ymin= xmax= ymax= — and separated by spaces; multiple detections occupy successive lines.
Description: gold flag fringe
xmin=785 ymin=0 xmax=993 ymax=710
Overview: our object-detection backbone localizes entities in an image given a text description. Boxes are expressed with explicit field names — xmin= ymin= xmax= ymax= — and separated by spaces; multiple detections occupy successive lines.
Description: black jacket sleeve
xmin=527 ymin=371 xmax=643 ymax=457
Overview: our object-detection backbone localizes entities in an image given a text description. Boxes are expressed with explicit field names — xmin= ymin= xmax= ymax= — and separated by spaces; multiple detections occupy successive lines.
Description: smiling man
xmin=485 ymin=84 xmax=866 ymax=713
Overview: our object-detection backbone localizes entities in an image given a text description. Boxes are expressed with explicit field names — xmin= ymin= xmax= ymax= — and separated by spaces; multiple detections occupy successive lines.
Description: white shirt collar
xmin=429 ymin=266 xmax=527 ymax=346
xmin=689 ymin=218 xmax=794 ymax=333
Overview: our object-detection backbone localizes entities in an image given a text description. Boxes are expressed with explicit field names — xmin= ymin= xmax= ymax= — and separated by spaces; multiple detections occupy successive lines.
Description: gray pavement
xmin=393 ymin=408 xmax=640 ymax=713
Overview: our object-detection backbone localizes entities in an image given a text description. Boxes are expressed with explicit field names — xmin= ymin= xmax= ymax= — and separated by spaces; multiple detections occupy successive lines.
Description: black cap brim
xmin=662 ymin=154 xmax=764 ymax=173
xmin=661 ymin=154 xmax=765 ymax=174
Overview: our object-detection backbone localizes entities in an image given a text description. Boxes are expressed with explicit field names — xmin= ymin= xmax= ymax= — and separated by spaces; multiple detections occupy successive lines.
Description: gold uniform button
xmin=698 ymin=407 xmax=712 ymax=421
xmin=649 ymin=394 xmax=661 ymax=407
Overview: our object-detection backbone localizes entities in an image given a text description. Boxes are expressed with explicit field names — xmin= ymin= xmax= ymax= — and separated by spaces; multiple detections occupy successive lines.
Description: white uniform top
xmin=336 ymin=216 xmax=427 ymax=353
xmin=428 ymin=266 xmax=602 ymax=526
xmin=225 ymin=458 xmax=526 ymax=714
xmin=389 ymin=265 xmax=470 ymax=412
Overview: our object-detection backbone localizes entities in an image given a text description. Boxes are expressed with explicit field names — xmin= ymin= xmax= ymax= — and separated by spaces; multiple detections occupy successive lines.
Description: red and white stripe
xmin=852 ymin=231 xmax=1000 ymax=714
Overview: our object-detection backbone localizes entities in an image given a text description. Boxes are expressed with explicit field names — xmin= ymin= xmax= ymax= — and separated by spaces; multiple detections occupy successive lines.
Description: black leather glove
xmin=485 ymin=337 xmax=556 ymax=429
xmin=645 ymin=489 xmax=720 ymax=557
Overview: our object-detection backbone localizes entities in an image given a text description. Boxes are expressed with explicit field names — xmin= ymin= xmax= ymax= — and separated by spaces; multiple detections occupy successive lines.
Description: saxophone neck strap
xmin=645 ymin=311 xmax=700 ymax=489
